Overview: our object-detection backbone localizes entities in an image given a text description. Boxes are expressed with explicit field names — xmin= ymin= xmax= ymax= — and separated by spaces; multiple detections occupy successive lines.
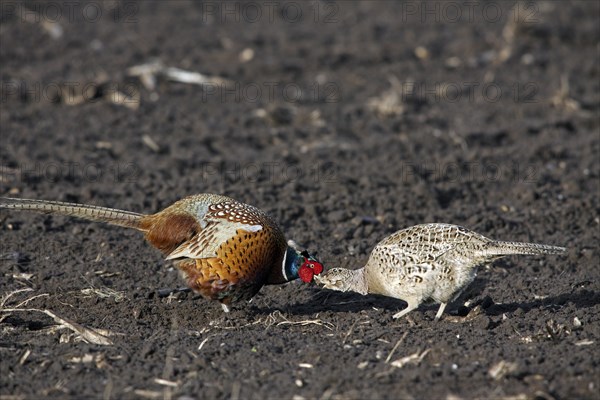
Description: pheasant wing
xmin=382 ymin=242 xmax=454 ymax=263
xmin=377 ymin=224 xmax=488 ymax=263
xmin=165 ymin=221 xmax=262 ymax=260
xmin=165 ymin=200 xmax=264 ymax=260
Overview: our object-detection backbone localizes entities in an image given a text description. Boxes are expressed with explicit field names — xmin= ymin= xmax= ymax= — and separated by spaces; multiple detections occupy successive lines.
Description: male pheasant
xmin=0 ymin=194 xmax=323 ymax=312
xmin=314 ymin=223 xmax=565 ymax=320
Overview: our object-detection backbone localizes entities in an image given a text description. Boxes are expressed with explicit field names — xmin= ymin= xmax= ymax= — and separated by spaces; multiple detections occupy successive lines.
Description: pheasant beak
xmin=314 ymin=271 xmax=345 ymax=291
xmin=314 ymin=272 xmax=331 ymax=286
xmin=314 ymin=274 xmax=325 ymax=285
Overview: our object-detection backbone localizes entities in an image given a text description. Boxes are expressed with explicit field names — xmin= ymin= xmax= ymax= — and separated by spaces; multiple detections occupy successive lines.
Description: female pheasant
xmin=314 ymin=223 xmax=566 ymax=320
xmin=0 ymin=194 xmax=323 ymax=312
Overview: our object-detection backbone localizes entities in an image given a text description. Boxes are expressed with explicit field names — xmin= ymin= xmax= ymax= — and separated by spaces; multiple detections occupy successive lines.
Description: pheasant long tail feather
xmin=484 ymin=240 xmax=566 ymax=257
xmin=0 ymin=197 xmax=146 ymax=231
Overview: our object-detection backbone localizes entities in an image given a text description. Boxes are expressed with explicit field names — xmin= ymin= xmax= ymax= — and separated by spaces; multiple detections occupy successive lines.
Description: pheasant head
xmin=314 ymin=267 xmax=368 ymax=295
xmin=296 ymin=250 xmax=324 ymax=283
xmin=275 ymin=247 xmax=322 ymax=284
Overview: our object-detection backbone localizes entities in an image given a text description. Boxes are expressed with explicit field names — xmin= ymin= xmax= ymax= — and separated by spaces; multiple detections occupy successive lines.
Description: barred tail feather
xmin=485 ymin=240 xmax=567 ymax=257
xmin=0 ymin=197 xmax=145 ymax=230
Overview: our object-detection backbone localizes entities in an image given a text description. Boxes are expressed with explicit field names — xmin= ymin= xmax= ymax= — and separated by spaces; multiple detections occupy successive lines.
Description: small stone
xmin=521 ymin=54 xmax=534 ymax=65
xmin=445 ymin=57 xmax=462 ymax=68
xmin=415 ymin=46 xmax=429 ymax=60
xmin=239 ymin=48 xmax=255 ymax=63
xmin=357 ymin=361 xmax=369 ymax=369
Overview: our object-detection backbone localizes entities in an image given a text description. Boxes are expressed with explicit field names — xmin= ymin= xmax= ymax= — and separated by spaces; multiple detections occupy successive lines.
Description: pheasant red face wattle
xmin=298 ymin=260 xmax=324 ymax=283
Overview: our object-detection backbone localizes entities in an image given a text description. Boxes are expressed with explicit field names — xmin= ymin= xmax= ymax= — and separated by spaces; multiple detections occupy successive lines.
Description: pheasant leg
xmin=392 ymin=301 xmax=418 ymax=319
xmin=434 ymin=302 xmax=448 ymax=321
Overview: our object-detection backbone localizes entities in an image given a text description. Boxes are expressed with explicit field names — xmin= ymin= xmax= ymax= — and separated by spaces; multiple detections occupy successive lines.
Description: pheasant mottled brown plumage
xmin=0 ymin=194 xmax=323 ymax=312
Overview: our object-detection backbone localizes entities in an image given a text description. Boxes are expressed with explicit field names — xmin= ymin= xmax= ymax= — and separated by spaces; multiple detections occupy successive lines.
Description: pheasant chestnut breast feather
xmin=0 ymin=194 xmax=324 ymax=312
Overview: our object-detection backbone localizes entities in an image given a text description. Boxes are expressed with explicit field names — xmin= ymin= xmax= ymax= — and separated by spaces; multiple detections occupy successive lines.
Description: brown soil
xmin=1 ymin=1 xmax=598 ymax=399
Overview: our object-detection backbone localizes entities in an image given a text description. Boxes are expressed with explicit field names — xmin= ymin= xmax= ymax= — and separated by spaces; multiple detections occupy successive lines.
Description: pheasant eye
xmin=311 ymin=261 xmax=324 ymax=275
